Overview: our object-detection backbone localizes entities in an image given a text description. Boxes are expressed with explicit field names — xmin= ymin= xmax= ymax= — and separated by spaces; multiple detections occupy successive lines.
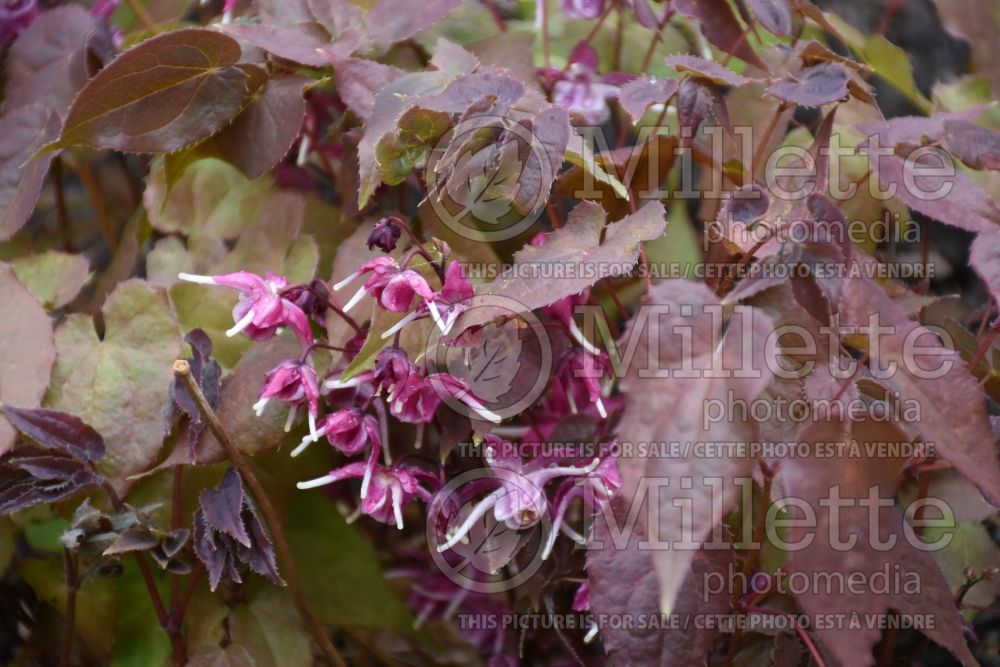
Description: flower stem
xmin=173 ymin=360 xmax=348 ymax=667
xmin=60 ymin=549 xmax=78 ymax=667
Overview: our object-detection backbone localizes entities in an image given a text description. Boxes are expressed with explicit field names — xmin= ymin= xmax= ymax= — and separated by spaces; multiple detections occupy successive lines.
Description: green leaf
xmin=229 ymin=585 xmax=312 ymax=667
xmin=925 ymin=521 xmax=1000 ymax=618
xmin=46 ymin=280 xmax=182 ymax=487
xmin=53 ymin=29 xmax=252 ymax=153
xmin=18 ymin=558 xmax=119 ymax=658
xmin=376 ymin=108 xmax=452 ymax=186
xmin=12 ymin=251 xmax=90 ymax=309
xmin=286 ymin=492 xmax=416 ymax=633
xmin=0 ymin=264 xmax=55 ymax=456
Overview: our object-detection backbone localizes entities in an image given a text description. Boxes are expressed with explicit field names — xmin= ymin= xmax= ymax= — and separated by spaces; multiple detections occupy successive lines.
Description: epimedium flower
xmin=436 ymin=436 xmax=600 ymax=553
xmin=561 ymin=0 xmax=603 ymax=19
xmin=253 ymin=360 xmax=320 ymax=436
xmin=367 ymin=217 xmax=402 ymax=253
xmin=390 ymin=372 xmax=502 ymax=424
xmin=381 ymin=260 xmax=474 ymax=338
xmin=556 ymin=348 xmax=612 ymax=419
xmin=0 ymin=0 xmax=37 ymax=45
xmin=372 ymin=346 xmax=415 ymax=396
xmin=542 ymin=451 xmax=621 ymax=560
xmin=547 ymin=42 xmax=629 ymax=126
xmin=178 ymin=271 xmax=313 ymax=347
xmin=333 ymin=257 xmax=435 ymax=314
xmin=291 ymin=407 xmax=380 ymax=462
xmin=572 ymin=581 xmax=599 ymax=643
xmin=298 ymin=460 xmax=436 ymax=530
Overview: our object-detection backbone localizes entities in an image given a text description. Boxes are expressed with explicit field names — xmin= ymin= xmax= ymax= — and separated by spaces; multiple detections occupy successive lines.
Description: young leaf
xmin=0 ymin=406 xmax=105 ymax=462
xmin=748 ymin=0 xmax=793 ymax=36
xmin=618 ymin=76 xmax=679 ymax=124
xmin=199 ymin=468 xmax=251 ymax=547
xmin=767 ymin=62 xmax=851 ymax=107
xmin=53 ymin=29 xmax=251 ymax=153
xmin=0 ymin=265 xmax=56 ymax=456
xmin=666 ymin=54 xmax=760 ymax=88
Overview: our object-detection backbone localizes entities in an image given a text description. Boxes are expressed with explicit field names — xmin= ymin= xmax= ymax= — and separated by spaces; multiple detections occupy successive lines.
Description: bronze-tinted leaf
xmin=767 ymin=62 xmax=851 ymax=107
xmin=748 ymin=0 xmax=793 ymax=35
xmin=673 ymin=0 xmax=766 ymax=69
xmin=666 ymin=54 xmax=760 ymax=87
xmin=618 ymin=76 xmax=679 ymax=124
xmin=943 ymin=119 xmax=1000 ymax=170
xmin=0 ymin=104 xmax=61 ymax=241
xmin=55 ymin=29 xmax=251 ymax=153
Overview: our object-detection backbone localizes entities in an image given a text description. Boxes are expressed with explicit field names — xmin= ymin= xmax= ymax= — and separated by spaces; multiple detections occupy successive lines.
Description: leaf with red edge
xmin=748 ymin=0 xmax=793 ymax=35
xmin=53 ymin=29 xmax=251 ymax=153
xmin=1 ymin=407 xmax=105 ymax=462
xmin=0 ymin=105 xmax=61 ymax=241
xmin=618 ymin=77 xmax=679 ymax=124
xmin=4 ymin=5 xmax=112 ymax=116
xmin=666 ymin=54 xmax=760 ymax=87
xmin=943 ymin=119 xmax=1000 ymax=170
xmin=200 ymin=468 xmax=251 ymax=548
xmin=0 ymin=265 xmax=56 ymax=456
xmin=461 ymin=201 xmax=667 ymax=328
xmin=838 ymin=276 xmax=1000 ymax=504
xmin=673 ymin=0 xmax=766 ymax=69
xmin=767 ymin=62 xmax=851 ymax=107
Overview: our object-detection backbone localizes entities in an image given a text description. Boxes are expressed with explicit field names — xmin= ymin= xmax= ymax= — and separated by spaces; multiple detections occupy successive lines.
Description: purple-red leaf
xmin=324 ymin=53 xmax=405 ymax=118
xmin=618 ymin=76 xmax=679 ymax=124
xmin=676 ymin=78 xmax=714 ymax=147
xmin=0 ymin=104 xmax=61 ymax=241
xmin=199 ymin=468 xmax=252 ymax=548
xmin=971 ymin=231 xmax=1000 ymax=309
xmin=55 ymin=29 xmax=251 ymax=153
xmin=673 ymin=0 xmax=766 ymax=69
xmin=748 ymin=0 xmax=793 ymax=35
xmin=1 ymin=406 xmax=105 ymax=461
xmin=363 ymin=0 xmax=461 ymax=47
xmin=943 ymin=119 xmax=1000 ymax=170
xmin=767 ymin=62 xmax=851 ymax=107
xmin=666 ymin=54 xmax=760 ymax=87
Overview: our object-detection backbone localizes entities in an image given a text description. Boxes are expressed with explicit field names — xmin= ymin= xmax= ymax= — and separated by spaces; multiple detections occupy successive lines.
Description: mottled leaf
xmin=46 ymin=280 xmax=181 ymax=487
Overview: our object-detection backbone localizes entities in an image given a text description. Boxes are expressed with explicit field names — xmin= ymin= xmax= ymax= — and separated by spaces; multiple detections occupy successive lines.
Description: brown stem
xmin=170 ymin=466 xmax=182 ymax=612
xmin=52 ymin=157 xmax=73 ymax=253
xmin=482 ymin=0 xmax=506 ymax=32
xmin=124 ymin=0 xmax=157 ymax=31
xmin=61 ymin=549 xmax=78 ymax=667
xmin=751 ymin=103 xmax=790 ymax=180
xmin=72 ymin=160 xmax=118 ymax=252
xmin=173 ymin=360 xmax=348 ymax=667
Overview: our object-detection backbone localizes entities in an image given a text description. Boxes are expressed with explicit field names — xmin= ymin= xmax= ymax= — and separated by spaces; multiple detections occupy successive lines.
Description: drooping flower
xmin=381 ymin=260 xmax=474 ymax=338
xmin=221 ymin=0 xmax=237 ymax=23
xmin=548 ymin=43 xmax=627 ymax=125
xmin=556 ymin=348 xmax=612 ymax=418
xmin=542 ymin=452 xmax=621 ymax=560
xmin=390 ymin=372 xmax=501 ymax=424
xmin=561 ymin=0 xmax=603 ymax=19
xmin=253 ymin=360 xmax=320 ymax=435
xmin=291 ymin=407 xmax=380 ymax=462
xmin=373 ymin=346 xmax=415 ymax=396
xmin=0 ymin=0 xmax=38 ymax=46
xmin=178 ymin=271 xmax=313 ymax=346
xmin=298 ymin=460 xmax=436 ymax=529
xmin=572 ymin=581 xmax=599 ymax=643
xmin=91 ymin=0 xmax=119 ymax=20
xmin=367 ymin=217 xmax=402 ymax=253
xmin=333 ymin=258 xmax=435 ymax=314
xmin=436 ymin=436 xmax=599 ymax=552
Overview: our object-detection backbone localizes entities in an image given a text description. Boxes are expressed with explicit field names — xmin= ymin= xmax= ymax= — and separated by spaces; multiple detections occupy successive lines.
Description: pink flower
xmin=253 ymin=360 xmax=320 ymax=435
xmin=334 ymin=258 xmax=434 ymax=314
xmin=221 ymin=0 xmax=237 ymax=22
xmin=0 ymin=0 xmax=38 ymax=46
xmin=91 ymin=0 xmax=119 ymax=20
xmin=179 ymin=271 xmax=313 ymax=346
xmin=572 ymin=581 xmax=600 ymax=643
xmin=373 ymin=346 xmax=415 ymax=396
xmin=542 ymin=452 xmax=621 ymax=560
xmin=298 ymin=461 xmax=435 ymax=529
xmin=291 ymin=407 xmax=380 ymax=459
xmin=381 ymin=261 xmax=474 ymax=339
xmin=549 ymin=43 xmax=624 ymax=125
xmin=389 ymin=373 xmax=501 ymax=424
xmin=556 ymin=348 xmax=612 ymax=418
xmin=436 ymin=436 xmax=599 ymax=552
xmin=561 ymin=0 xmax=603 ymax=19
